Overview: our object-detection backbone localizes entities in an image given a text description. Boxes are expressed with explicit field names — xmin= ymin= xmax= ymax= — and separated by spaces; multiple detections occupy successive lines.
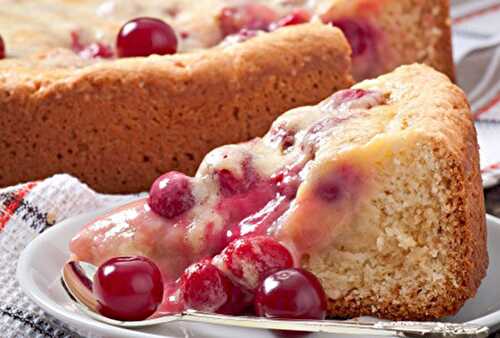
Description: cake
xmin=70 ymin=64 xmax=487 ymax=321
xmin=318 ymin=0 xmax=454 ymax=80
xmin=0 ymin=24 xmax=353 ymax=193
xmin=0 ymin=0 xmax=454 ymax=193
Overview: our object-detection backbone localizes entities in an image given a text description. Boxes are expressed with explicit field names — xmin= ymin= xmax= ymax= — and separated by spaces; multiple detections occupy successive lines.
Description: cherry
xmin=216 ymin=169 xmax=246 ymax=197
xmin=218 ymin=4 xmax=278 ymax=37
xmin=93 ymin=256 xmax=164 ymax=321
xmin=117 ymin=17 xmax=178 ymax=57
xmin=148 ymin=171 xmax=195 ymax=219
xmin=215 ymin=162 xmax=258 ymax=197
xmin=70 ymin=31 xmax=113 ymax=59
xmin=328 ymin=19 xmax=375 ymax=57
xmin=269 ymin=9 xmax=311 ymax=31
xmin=255 ymin=268 xmax=327 ymax=320
xmin=180 ymin=259 xmax=251 ymax=314
xmin=213 ymin=236 xmax=294 ymax=290
xmin=81 ymin=43 xmax=113 ymax=59
xmin=0 ymin=34 xmax=5 ymax=59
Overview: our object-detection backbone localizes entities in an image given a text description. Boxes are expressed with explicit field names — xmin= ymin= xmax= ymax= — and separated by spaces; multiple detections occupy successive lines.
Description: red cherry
xmin=215 ymin=160 xmax=260 ymax=197
xmin=77 ymin=42 xmax=113 ymax=59
xmin=328 ymin=18 xmax=375 ymax=57
xmin=117 ymin=17 xmax=178 ymax=57
xmin=70 ymin=31 xmax=113 ymax=59
xmin=148 ymin=171 xmax=195 ymax=219
xmin=180 ymin=259 xmax=251 ymax=314
xmin=93 ymin=256 xmax=164 ymax=321
xmin=255 ymin=268 xmax=327 ymax=320
xmin=0 ymin=34 xmax=5 ymax=59
xmin=213 ymin=236 xmax=294 ymax=290
xmin=218 ymin=4 xmax=278 ymax=37
xmin=269 ymin=9 xmax=311 ymax=31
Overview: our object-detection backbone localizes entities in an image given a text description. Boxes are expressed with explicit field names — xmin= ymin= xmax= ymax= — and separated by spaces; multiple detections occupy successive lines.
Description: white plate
xmin=17 ymin=208 xmax=500 ymax=338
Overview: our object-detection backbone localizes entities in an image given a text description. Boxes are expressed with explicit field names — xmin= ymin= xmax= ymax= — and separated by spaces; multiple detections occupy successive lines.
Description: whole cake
xmin=0 ymin=0 xmax=454 ymax=193
xmin=70 ymin=64 xmax=487 ymax=320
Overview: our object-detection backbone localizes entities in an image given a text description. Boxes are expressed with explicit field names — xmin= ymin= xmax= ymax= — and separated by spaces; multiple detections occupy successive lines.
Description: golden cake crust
xmin=312 ymin=64 xmax=486 ymax=320
xmin=0 ymin=24 xmax=353 ymax=193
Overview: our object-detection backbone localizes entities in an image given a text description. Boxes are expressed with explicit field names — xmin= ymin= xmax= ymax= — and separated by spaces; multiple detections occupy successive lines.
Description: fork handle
xmin=182 ymin=311 xmax=489 ymax=337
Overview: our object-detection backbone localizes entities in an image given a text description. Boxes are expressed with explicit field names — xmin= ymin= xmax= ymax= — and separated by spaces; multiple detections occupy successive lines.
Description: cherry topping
xmin=269 ymin=9 xmax=311 ymax=31
xmin=215 ymin=163 xmax=258 ymax=197
xmin=117 ymin=17 xmax=178 ymax=57
xmin=254 ymin=268 xmax=327 ymax=320
xmin=148 ymin=171 xmax=195 ymax=219
xmin=269 ymin=124 xmax=296 ymax=152
xmin=0 ymin=34 xmax=5 ymax=59
xmin=218 ymin=4 xmax=278 ymax=37
xmin=334 ymin=88 xmax=369 ymax=103
xmin=217 ymin=169 xmax=246 ymax=197
xmin=272 ymin=168 xmax=301 ymax=199
xmin=221 ymin=29 xmax=260 ymax=46
xmin=70 ymin=31 xmax=113 ymax=59
xmin=93 ymin=256 xmax=164 ymax=321
xmin=328 ymin=18 xmax=375 ymax=57
xmin=213 ymin=236 xmax=294 ymax=290
xmin=180 ymin=259 xmax=251 ymax=314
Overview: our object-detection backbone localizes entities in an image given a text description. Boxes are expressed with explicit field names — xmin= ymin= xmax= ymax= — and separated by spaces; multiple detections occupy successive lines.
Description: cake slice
xmin=70 ymin=64 xmax=487 ymax=320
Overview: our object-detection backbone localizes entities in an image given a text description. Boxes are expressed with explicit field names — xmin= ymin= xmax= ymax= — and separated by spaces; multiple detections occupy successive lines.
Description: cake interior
xmin=304 ymin=135 xmax=469 ymax=319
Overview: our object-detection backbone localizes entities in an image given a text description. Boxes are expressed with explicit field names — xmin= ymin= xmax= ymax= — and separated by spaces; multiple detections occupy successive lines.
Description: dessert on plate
xmin=70 ymin=64 xmax=487 ymax=321
xmin=0 ymin=0 xmax=454 ymax=193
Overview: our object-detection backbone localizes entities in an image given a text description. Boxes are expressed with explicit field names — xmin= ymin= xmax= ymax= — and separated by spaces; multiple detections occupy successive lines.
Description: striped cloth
xmin=1 ymin=1 xmax=500 ymax=337
xmin=452 ymin=0 xmax=500 ymax=187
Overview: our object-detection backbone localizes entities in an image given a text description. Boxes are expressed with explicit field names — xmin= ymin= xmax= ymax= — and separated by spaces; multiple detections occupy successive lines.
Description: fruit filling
xmin=70 ymin=88 xmax=387 ymax=319
xmin=1 ymin=0 xmax=384 ymax=76
xmin=0 ymin=34 xmax=5 ymax=60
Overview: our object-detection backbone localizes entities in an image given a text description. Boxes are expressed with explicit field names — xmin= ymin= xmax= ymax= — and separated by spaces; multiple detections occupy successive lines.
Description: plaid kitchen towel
xmin=1 ymin=1 xmax=500 ymax=337
xmin=0 ymin=175 xmax=140 ymax=337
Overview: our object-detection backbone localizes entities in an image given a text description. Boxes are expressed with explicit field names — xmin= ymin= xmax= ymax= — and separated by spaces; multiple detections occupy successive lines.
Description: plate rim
xmin=16 ymin=210 xmax=500 ymax=337
xmin=16 ymin=206 xmax=168 ymax=338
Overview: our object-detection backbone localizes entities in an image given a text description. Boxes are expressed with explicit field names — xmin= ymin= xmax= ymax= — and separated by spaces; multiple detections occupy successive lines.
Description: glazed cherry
xmin=0 ymin=34 xmax=5 ymax=59
xmin=148 ymin=171 xmax=195 ymax=219
xmin=117 ymin=17 xmax=178 ymax=57
xmin=254 ymin=268 xmax=327 ymax=320
xmin=213 ymin=236 xmax=294 ymax=290
xmin=93 ymin=256 xmax=164 ymax=321
xmin=180 ymin=259 xmax=251 ymax=314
